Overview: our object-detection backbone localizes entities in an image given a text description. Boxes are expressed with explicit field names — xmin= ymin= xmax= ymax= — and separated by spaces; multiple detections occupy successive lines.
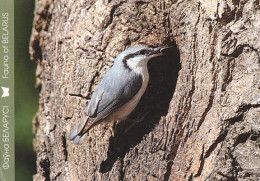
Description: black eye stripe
xmin=122 ymin=49 xmax=152 ymax=64
xmin=121 ymin=49 xmax=153 ymax=71
xmin=138 ymin=49 xmax=151 ymax=55
xmin=122 ymin=53 xmax=138 ymax=63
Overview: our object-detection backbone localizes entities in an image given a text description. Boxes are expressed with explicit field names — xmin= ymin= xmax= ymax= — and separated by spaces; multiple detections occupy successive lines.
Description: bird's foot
xmin=123 ymin=111 xmax=149 ymax=134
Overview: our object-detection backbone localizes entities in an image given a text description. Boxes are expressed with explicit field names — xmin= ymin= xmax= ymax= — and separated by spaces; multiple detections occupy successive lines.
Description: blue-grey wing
xmin=87 ymin=67 xmax=143 ymax=120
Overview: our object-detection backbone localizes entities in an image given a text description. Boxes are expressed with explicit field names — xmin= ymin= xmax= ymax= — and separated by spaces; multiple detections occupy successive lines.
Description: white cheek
xmin=127 ymin=56 xmax=147 ymax=70
xmin=127 ymin=59 xmax=138 ymax=68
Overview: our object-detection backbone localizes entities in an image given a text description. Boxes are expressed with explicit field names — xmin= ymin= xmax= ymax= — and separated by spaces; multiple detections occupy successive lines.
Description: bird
xmin=69 ymin=45 xmax=171 ymax=144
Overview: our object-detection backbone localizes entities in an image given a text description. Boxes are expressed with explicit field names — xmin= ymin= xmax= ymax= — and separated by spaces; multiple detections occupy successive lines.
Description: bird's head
xmin=114 ymin=45 xmax=171 ymax=71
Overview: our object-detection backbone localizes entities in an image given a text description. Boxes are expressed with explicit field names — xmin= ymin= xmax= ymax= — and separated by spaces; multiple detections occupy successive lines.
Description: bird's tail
xmin=69 ymin=116 xmax=90 ymax=144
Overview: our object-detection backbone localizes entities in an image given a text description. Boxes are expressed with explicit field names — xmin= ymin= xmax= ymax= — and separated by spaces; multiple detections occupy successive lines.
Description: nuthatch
xmin=70 ymin=45 xmax=171 ymax=144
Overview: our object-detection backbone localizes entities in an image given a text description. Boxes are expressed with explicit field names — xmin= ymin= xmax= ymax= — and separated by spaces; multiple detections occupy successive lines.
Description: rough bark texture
xmin=30 ymin=0 xmax=260 ymax=180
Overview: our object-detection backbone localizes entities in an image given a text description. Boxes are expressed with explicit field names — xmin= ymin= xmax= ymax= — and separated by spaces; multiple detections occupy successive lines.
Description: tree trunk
xmin=30 ymin=0 xmax=260 ymax=180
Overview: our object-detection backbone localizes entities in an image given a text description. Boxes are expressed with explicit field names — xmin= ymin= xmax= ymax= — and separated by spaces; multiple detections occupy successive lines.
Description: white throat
xmin=126 ymin=57 xmax=149 ymax=75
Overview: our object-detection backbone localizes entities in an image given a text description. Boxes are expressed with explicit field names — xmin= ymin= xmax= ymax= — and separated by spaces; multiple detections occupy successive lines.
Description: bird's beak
xmin=150 ymin=46 xmax=172 ymax=58
xmin=154 ymin=46 xmax=173 ymax=54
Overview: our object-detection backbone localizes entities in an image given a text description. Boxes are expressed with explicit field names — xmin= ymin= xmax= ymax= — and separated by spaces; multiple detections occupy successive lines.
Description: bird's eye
xmin=139 ymin=50 xmax=147 ymax=55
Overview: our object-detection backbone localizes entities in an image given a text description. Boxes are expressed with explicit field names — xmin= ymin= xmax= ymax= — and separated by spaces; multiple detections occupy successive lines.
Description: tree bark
xmin=30 ymin=0 xmax=260 ymax=180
